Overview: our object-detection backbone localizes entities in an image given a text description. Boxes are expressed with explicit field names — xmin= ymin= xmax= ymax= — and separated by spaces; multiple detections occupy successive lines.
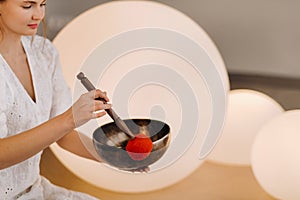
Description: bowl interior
xmin=93 ymin=119 xmax=171 ymax=170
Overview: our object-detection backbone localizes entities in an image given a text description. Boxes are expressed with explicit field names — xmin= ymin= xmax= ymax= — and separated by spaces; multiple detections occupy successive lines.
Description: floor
xmin=40 ymin=147 xmax=274 ymax=200
xmin=40 ymin=74 xmax=300 ymax=200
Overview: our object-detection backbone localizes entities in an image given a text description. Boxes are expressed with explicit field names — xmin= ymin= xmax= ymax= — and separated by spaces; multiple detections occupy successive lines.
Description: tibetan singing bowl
xmin=93 ymin=119 xmax=171 ymax=170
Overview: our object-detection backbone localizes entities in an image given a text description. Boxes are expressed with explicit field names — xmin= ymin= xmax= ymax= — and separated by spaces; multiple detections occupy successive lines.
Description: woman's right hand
xmin=69 ymin=89 xmax=112 ymax=128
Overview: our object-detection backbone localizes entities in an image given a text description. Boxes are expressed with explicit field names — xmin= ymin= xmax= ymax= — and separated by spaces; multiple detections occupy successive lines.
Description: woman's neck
xmin=0 ymin=34 xmax=24 ymax=57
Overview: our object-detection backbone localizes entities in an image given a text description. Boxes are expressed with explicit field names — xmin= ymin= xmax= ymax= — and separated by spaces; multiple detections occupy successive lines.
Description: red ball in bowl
xmin=126 ymin=133 xmax=153 ymax=161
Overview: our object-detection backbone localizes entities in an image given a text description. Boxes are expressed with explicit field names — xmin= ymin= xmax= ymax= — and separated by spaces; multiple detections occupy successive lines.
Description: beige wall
xmin=44 ymin=0 xmax=300 ymax=79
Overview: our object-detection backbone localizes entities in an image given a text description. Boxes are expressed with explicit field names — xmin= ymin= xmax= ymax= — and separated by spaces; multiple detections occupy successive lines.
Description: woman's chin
xmin=24 ymin=30 xmax=39 ymax=36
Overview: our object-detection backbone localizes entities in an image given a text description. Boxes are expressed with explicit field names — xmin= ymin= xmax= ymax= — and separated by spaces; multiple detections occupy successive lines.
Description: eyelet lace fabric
xmin=0 ymin=36 xmax=98 ymax=200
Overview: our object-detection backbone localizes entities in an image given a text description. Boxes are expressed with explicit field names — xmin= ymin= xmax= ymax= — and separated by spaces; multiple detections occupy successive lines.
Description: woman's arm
xmin=56 ymin=130 xmax=102 ymax=162
xmin=0 ymin=111 xmax=73 ymax=169
xmin=0 ymin=90 xmax=110 ymax=170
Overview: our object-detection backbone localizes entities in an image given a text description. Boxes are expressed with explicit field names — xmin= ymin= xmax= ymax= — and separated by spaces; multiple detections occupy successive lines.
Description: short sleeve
xmin=48 ymin=42 xmax=72 ymax=118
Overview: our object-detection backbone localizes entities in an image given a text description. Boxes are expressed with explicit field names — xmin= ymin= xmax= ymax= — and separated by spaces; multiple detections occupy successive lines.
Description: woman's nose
xmin=32 ymin=7 xmax=45 ymax=20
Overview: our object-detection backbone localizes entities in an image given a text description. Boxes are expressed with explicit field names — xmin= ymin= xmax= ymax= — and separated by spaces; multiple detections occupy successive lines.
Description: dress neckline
xmin=0 ymin=36 xmax=38 ymax=105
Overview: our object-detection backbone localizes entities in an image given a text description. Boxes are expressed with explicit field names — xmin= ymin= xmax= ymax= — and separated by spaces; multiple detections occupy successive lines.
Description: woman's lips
xmin=28 ymin=24 xmax=38 ymax=29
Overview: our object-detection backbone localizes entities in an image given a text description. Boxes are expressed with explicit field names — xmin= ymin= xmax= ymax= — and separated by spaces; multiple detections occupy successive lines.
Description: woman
xmin=0 ymin=0 xmax=110 ymax=199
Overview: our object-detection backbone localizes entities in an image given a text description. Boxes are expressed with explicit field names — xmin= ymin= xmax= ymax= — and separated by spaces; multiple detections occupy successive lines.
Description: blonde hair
xmin=41 ymin=18 xmax=47 ymax=38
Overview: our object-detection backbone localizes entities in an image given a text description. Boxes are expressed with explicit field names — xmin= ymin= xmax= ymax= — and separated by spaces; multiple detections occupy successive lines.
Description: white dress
xmin=0 ymin=35 xmax=98 ymax=200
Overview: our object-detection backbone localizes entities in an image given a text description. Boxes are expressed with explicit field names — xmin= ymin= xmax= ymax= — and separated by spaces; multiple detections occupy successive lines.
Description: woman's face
xmin=0 ymin=0 xmax=46 ymax=37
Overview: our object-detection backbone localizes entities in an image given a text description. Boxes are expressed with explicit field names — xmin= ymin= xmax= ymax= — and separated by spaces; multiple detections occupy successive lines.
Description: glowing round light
xmin=208 ymin=89 xmax=284 ymax=165
xmin=251 ymin=110 xmax=300 ymax=200
xmin=51 ymin=1 xmax=228 ymax=192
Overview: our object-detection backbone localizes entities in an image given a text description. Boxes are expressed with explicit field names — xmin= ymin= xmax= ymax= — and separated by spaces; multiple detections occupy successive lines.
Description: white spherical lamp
xmin=51 ymin=1 xmax=229 ymax=192
xmin=208 ymin=89 xmax=284 ymax=165
xmin=251 ymin=110 xmax=300 ymax=200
